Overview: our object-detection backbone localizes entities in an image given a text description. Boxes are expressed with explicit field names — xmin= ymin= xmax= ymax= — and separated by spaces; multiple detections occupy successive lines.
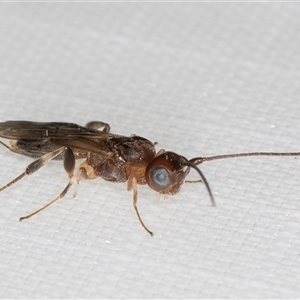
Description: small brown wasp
xmin=0 ymin=120 xmax=299 ymax=236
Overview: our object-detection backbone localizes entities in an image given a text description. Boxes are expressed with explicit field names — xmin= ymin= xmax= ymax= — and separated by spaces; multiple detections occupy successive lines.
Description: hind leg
xmin=19 ymin=166 xmax=88 ymax=221
xmin=19 ymin=159 xmax=98 ymax=221
xmin=0 ymin=146 xmax=66 ymax=192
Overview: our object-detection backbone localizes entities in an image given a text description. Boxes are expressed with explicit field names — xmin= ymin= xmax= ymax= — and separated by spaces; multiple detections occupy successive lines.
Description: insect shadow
xmin=0 ymin=120 xmax=299 ymax=236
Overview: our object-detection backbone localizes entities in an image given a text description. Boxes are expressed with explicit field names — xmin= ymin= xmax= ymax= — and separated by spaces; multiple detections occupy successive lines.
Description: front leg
xmin=127 ymin=176 xmax=153 ymax=236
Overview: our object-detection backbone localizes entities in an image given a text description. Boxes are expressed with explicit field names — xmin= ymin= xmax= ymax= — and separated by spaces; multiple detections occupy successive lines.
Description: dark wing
xmin=0 ymin=121 xmax=110 ymax=140
xmin=0 ymin=121 xmax=121 ymax=158
xmin=53 ymin=136 xmax=116 ymax=157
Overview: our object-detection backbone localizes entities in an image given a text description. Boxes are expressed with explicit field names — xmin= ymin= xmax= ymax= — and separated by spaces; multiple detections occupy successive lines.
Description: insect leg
xmin=127 ymin=176 xmax=153 ymax=236
xmin=19 ymin=167 xmax=88 ymax=221
xmin=63 ymin=147 xmax=78 ymax=197
xmin=155 ymin=149 xmax=165 ymax=156
xmin=0 ymin=140 xmax=29 ymax=157
xmin=0 ymin=140 xmax=13 ymax=151
xmin=63 ymin=147 xmax=75 ymax=179
xmin=85 ymin=121 xmax=111 ymax=133
xmin=0 ymin=147 xmax=66 ymax=192
xmin=185 ymin=179 xmax=202 ymax=183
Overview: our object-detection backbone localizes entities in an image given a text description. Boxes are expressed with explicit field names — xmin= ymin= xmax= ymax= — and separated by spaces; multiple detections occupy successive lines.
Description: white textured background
xmin=0 ymin=3 xmax=300 ymax=299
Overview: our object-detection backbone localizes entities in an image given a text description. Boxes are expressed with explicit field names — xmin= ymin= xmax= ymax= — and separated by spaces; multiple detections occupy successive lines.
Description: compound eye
xmin=150 ymin=167 xmax=171 ymax=190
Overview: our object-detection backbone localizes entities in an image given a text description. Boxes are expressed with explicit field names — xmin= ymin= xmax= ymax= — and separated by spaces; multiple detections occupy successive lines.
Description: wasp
xmin=0 ymin=120 xmax=299 ymax=236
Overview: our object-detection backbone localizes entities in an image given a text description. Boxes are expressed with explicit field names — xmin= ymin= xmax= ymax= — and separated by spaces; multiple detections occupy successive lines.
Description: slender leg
xmin=0 ymin=140 xmax=27 ymax=157
xmin=19 ymin=167 xmax=87 ymax=221
xmin=127 ymin=176 xmax=153 ymax=236
xmin=0 ymin=140 xmax=12 ymax=151
xmin=185 ymin=179 xmax=202 ymax=183
xmin=85 ymin=121 xmax=110 ymax=133
xmin=0 ymin=147 xmax=66 ymax=192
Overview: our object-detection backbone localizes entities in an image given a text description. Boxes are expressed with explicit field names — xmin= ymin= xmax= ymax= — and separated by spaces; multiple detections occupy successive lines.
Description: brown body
xmin=1 ymin=120 xmax=299 ymax=236
xmin=1 ymin=121 xmax=157 ymax=183
xmin=0 ymin=121 xmax=196 ymax=235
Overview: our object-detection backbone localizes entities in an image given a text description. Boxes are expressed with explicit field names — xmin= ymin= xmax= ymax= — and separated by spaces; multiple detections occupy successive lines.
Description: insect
xmin=0 ymin=120 xmax=299 ymax=236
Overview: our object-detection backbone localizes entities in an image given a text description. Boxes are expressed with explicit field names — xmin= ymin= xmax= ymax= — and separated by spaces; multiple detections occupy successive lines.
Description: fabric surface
xmin=0 ymin=3 xmax=300 ymax=298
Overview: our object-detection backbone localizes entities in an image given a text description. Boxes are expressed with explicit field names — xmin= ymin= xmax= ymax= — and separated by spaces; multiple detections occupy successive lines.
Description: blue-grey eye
xmin=151 ymin=167 xmax=171 ymax=190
